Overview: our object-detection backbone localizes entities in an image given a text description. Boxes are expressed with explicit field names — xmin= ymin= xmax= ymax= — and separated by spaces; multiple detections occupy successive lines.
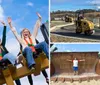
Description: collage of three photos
xmin=0 ymin=0 xmax=100 ymax=85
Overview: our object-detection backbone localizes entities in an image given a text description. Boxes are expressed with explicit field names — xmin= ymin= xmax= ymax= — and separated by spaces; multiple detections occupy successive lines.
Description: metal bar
xmin=40 ymin=24 xmax=49 ymax=44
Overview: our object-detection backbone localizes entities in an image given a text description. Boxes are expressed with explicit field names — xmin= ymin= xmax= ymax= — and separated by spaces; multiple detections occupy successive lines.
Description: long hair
xmin=21 ymin=28 xmax=31 ymax=39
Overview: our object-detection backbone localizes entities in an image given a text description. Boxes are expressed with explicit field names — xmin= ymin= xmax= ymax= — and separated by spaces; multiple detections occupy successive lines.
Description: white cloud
xmin=27 ymin=2 xmax=34 ymax=7
xmin=86 ymin=0 xmax=100 ymax=9
xmin=66 ymin=50 xmax=72 ymax=52
xmin=97 ymin=6 xmax=100 ymax=9
xmin=87 ymin=0 xmax=100 ymax=4
xmin=36 ymin=30 xmax=45 ymax=42
xmin=0 ymin=5 xmax=5 ymax=20
xmin=85 ymin=0 xmax=100 ymax=10
xmin=0 ymin=5 xmax=6 ymax=27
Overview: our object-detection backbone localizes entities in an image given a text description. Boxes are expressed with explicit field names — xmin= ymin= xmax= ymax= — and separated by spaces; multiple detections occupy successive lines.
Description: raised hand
xmin=36 ymin=12 xmax=42 ymax=19
xmin=0 ymin=20 xmax=6 ymax=26
xmin=7 ymin=17 xmax=12 ymax=24
xmin=7 ymin=17 xmax=13 ymax=28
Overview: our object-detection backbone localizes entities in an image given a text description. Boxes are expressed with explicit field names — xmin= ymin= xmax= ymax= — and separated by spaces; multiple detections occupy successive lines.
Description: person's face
xmin=75 ymin=58 xmax=76 ymax=60
xmin=22 ymin=29 xmax=30 ymax=38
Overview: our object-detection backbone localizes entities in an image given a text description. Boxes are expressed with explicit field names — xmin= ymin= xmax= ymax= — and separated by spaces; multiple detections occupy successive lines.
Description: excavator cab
xmin=75 ymin=12 xmax=95 ymax=35
xmin=65 ymin=14 xmax=73 ymax=22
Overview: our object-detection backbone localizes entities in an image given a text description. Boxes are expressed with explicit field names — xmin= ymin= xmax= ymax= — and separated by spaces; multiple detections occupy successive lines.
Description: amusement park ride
xmin=0 ymin=23 xmax=49 ymax=85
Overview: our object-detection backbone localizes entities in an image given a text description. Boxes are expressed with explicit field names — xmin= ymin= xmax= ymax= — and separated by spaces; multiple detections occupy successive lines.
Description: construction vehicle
xmin=65 ymin=15 xmax=73 ymax=22
xmin=0 ymin=23 xmax=49 ymax=85
xmin=75 ymin=13 xmax=95 ymax=35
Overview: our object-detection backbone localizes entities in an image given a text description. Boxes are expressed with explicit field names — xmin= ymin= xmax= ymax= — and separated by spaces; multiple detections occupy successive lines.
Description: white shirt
xmin=73 ymin=60 xmax=78 ymax=67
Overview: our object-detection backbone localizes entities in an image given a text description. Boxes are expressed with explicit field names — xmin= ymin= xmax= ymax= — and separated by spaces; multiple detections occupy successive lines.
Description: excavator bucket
xmin=51 ymin=52 xmax=98 ymax=76
xmin=95 ymin=60 xmax=100 ymax=75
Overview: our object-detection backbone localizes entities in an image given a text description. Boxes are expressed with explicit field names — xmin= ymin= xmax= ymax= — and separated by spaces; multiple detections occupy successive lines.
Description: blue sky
xmin=53 ymin=44 xmax=100 ymax=53
xmin=1 ymin=0 xmax=48 ymax=28
xmin=51 ymin=0 xmax=100 ymax=11
xmin=0 ymin=0 xmax=49 ymax=85
xmin=0 ymin=0 xmax=49 ymax=54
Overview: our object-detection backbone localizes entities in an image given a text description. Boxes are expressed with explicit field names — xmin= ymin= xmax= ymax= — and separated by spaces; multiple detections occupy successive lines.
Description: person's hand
xmin=0 ymin=20 xmax=6 ymax=26
xmin=36 ymin=12 xmax=42 ymax=19
xmin=16 ymin=54 xmax=23 ymax=64
xmin=82 ymin=59 xmax=85 ymax=61
xmin=7 ymin=17 xmax=12 ymax=24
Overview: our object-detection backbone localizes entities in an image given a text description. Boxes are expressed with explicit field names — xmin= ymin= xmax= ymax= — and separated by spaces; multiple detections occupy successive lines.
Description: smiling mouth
xmin=24 ymin=34 xmax=28 ymax=36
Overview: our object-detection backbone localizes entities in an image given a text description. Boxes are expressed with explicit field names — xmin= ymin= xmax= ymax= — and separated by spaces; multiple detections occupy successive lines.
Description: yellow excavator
xmin=65 ymin=14 xmax=73 ymax=22
xmin=75 ymin=13 xmax=95 ymax=35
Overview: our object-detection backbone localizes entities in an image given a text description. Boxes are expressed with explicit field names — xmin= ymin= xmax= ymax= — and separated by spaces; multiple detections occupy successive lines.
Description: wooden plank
xmin=40 ymin=53 xmax=49 ymax=70
xmin=34 ymin=56 xmax=41 ymax=76
xmin=2 ymin=69 xmax=14 ymax=85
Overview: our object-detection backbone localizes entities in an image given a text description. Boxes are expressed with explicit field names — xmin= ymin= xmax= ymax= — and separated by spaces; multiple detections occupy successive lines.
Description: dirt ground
xmin=50 ymin=34 xmax=99 ymax=42
xmin=50 ymin=80 xmax=100 ymax=85
xmin=51 ymin=73 xmax=100 ymax=85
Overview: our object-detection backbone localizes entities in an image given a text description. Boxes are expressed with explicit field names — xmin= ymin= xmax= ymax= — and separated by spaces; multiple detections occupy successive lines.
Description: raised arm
xmin=67 ymin=59 xmax=72 ymax=62
xmin=0 ymin=21 xmax=6 ymax=47
xmin=79 ymin=59 xmax=85 ymax=62
xmin=32 ymin=12 xmax=42 ymax=38
xmin=7 ymin=17 xmax=23 ymax=45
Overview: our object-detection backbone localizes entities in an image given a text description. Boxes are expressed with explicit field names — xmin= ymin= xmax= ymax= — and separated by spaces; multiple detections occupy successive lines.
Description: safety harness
xmin=0 ymin=49 xmax=3 ymax=60
xmin=24 ymin=37 xmax=36 ymax=53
